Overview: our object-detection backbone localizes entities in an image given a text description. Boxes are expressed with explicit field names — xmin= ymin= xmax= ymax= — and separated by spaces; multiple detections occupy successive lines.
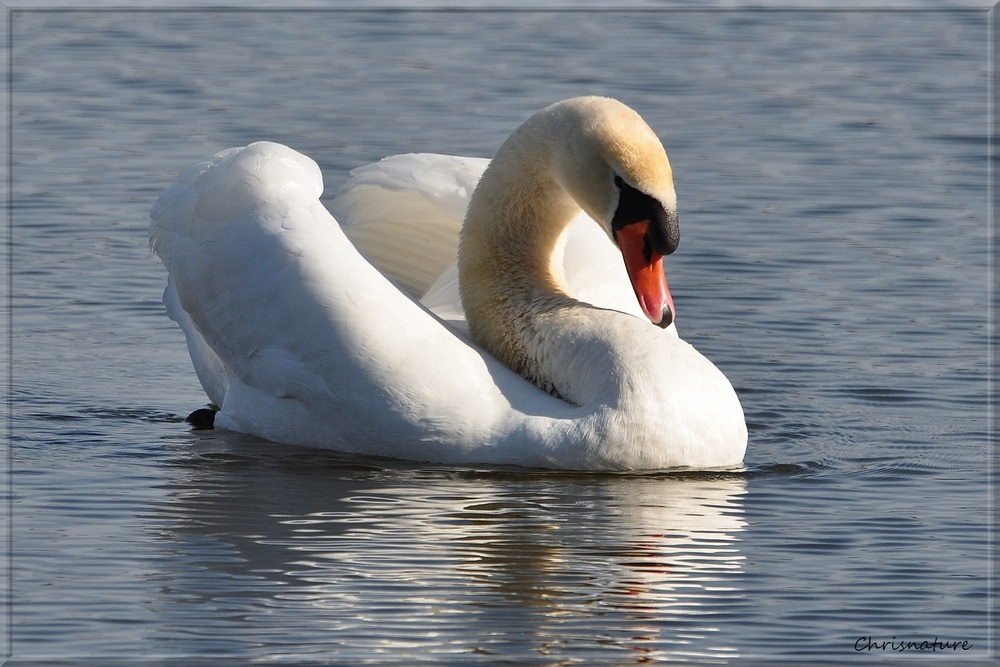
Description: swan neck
xmin=457 ymin=116 xmax=596 ymax=397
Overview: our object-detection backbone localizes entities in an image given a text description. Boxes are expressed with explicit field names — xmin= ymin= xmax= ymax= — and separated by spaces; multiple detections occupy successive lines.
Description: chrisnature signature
xmin=855 ymin=636 xmax=973 ymax=653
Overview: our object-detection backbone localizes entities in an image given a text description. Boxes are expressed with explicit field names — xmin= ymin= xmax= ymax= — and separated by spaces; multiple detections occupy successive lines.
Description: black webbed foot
xmin=185 ymin=407 xmax=217 ymax=430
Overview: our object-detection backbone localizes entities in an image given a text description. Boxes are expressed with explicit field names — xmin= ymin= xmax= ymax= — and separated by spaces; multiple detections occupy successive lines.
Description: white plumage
xmin=151 ymin=98 xmax=747 ymax=470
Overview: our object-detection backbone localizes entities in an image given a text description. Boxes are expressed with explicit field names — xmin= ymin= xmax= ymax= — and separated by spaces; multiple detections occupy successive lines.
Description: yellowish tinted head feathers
xmin=458 ymin=97 xmax=678 ymax=390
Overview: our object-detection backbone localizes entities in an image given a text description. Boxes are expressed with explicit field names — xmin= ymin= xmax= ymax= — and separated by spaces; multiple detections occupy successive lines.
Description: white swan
xmin=150 ymin=96 xmax=747 ymax=470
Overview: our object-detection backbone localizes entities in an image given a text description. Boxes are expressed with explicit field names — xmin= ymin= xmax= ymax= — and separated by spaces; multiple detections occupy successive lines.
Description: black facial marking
xmin=611 ymin=178 xmax=679 ymax=255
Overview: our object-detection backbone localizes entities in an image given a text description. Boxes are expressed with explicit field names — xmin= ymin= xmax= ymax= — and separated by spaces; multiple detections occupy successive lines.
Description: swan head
xmin=547 ymin=97 xmax=680 ymax=327
xmin=459 ymin=97 xmax=684 ymax=385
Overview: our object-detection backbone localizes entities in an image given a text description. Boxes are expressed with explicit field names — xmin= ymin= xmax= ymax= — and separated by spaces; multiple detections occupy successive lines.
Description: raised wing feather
xmin=330 ymin=153 xmax=489 ymax=297
xmin=334 ymin=154 xmax=655 ymax=330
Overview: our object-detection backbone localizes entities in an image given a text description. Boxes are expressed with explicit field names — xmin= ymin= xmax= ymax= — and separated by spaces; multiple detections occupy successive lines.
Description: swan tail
xmin=149 ymin=142 xmax=338 ymax=418
xmin=148 ymin=142 xmax=491 ymax=450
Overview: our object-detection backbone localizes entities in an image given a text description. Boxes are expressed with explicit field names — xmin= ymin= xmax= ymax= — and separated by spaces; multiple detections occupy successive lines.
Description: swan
xmin=150 ymin=96 xmax=747 ymax=470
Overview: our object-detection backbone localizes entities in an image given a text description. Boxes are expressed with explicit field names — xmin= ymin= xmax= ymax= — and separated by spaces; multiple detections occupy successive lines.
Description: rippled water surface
xmin=6 ymin=7 xmax=993 ymax=665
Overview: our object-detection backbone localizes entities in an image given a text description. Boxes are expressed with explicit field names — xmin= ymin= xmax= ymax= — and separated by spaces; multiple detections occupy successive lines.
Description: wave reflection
xmin=146 ymin=435 xmax=748 ymax=662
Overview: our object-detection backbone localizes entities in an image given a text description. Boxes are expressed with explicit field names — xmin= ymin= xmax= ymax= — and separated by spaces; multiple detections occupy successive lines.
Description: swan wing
xmin=330 ymin=153 xmax=489 ymax=297
xmin=150 ymin=142 xmax=580 ymax=462
xmin=332 ymin=153 xmax=657 ymax=328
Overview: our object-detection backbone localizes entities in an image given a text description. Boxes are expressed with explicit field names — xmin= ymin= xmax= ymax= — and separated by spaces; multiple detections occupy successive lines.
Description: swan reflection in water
xmin=146 ymin=433 xmax=748 ymax=661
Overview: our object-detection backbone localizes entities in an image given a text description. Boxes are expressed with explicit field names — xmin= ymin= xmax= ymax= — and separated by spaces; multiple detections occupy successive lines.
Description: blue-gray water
xmin=7 ymin=7 xmax=993 ymax=665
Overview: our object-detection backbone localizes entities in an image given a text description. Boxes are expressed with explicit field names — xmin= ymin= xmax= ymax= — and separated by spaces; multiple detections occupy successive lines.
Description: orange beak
xmin=614 ymin=220 xmax=675 ymax=328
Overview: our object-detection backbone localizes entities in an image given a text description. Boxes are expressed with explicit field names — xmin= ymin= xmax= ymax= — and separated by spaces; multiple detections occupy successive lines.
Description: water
xmin=6 ymin=7 xmax=993 ymax=665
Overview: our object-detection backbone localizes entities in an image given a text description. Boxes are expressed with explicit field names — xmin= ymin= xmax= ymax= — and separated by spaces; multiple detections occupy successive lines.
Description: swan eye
xmin=613 ymin=175 xmax=626 ymax=189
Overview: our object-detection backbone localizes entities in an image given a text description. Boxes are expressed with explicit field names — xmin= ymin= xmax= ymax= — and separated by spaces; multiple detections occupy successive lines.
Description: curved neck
xmin=458 ymin=118 xmax=608 ymax=401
